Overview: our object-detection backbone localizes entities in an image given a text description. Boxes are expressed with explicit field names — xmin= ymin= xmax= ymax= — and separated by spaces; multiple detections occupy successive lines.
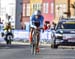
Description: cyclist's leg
xmin=36 ymin=32 xmax=40 ymax=52
xmin=29 ymin=27 xmax=34 ymax=43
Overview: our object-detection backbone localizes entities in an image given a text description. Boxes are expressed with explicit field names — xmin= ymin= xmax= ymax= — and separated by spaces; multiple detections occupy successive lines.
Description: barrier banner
xmin=0 ymin=30 xmax=52 ymax=43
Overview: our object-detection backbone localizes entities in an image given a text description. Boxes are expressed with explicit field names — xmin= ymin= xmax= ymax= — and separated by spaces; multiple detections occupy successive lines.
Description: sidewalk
xmin=0 ymin=41 xmax=51 ymax=46
xmin=0 ymin=41 xmax=75 ymax=48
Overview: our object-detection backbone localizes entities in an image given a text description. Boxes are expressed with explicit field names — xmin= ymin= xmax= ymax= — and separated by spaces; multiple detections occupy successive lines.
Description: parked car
xmin=51 ymin=18 xmax=75 ymax=48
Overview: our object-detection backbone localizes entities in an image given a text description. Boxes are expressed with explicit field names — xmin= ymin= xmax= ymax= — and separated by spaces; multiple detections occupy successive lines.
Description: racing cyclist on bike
xmin=3 ymin=16 xmax=13 ymax=44
xmin=4 ymin=22 xmax=12 ymax=31
xmin=4 ymin=16 xmax=12 ymax=32
xmin=30 ymin=10 xmax=44 ymax=52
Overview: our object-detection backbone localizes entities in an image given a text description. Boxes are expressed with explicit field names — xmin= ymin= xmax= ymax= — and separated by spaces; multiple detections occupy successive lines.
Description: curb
xmin=0 ymin=42 xmax=51 ymax=46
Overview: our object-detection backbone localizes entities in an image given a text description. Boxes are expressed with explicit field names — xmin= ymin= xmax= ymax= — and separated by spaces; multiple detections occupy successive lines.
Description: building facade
xmin=54 ymin=0 xmax=68 ymax=23
xmin=22 ymin=0 xmax=75 ymax=29
xmin=21 ymin=0 xmax=55 ymax=30
xmin=22 ymin=0 xmax=54 ymax=26
xmin=21 ymin=0 xmax=42 ymax=30
xmin=0 ymin=0 xmax=22 ymax=29
xmin=42 ymin=0 xmax=54 ymax=23
xmin=30 ymin=0 xmax=42 ymax=15
xmin=0 ymin=0 xmax=1 ymax=16
xmin=1 ymin=0 xmax=75 ymax=29
xmin=1 ymin=0 xmax=16 ymax=28
xmin=15 ymin=0 xmax=23 ymax=29
xmin=54 ymin=0 xmax=75 ymax=23
xmin=70 ymin=0 xmax=75 ymax=17
xmin=21 ymin=0 xmax=30 ymax=30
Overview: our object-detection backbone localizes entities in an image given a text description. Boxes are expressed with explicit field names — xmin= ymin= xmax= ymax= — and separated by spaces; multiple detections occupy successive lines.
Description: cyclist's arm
xmin=40 ymin=16 xmax=44 ymax=28
xmin=39 ymin=16 xmax=44 ymax=32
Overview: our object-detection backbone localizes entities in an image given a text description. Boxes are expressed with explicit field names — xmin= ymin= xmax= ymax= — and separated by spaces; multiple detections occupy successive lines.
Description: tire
xmin=51 ymin=33 xmax=58 ymax=49
xmin=6 ymin=35 xmax=13 ymax=45
xmin=51 ymin=38 xmax=58 ymax=49
xmin=51 ymin=44 xmax=58 ymax=49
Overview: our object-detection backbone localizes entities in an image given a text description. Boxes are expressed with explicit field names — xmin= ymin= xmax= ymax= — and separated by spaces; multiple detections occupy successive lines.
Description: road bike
xmin=31 ymin=21 xmax=43 ymax=55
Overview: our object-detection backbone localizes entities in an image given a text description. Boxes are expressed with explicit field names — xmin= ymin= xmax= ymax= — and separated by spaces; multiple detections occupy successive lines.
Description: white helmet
xmin=34 ymin=10 xmax=41 ymax=16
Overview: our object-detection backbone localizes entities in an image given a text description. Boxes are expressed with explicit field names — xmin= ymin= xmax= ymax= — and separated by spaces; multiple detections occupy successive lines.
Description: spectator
xmin=43 ymin=22 xmax=48 ymax=30
xmin=47 ymin=24 xmax=51 ymax=29
xmin=51 ymin=22 xmax=56 ymax=30
xmin=43 ymin=21 xmax=50 ymax=30
xmin=0 ymin=18 xmax=3 ymax=24
xmin=0 ymin=18 xmax=3 ymax=30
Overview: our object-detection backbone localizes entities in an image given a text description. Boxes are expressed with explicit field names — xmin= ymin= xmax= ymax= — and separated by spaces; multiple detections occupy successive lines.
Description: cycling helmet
xmin=34 ymin=10 xmax=41 ymax=16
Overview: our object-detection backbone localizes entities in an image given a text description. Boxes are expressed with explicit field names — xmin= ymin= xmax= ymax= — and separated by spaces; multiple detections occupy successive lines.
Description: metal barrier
xmin=0 ymin=30 xmax=52 ymax=44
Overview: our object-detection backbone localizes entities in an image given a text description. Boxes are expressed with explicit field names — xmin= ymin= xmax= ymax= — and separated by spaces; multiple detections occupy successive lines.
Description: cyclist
xmin=30 ymin=10 xmax=44 ymax=52
xmin=4 ymin=16 xmax=12 ymax=31
xmin=4 ymin=22 xmax=12 ymax=31
xmin=3 ymin=19 xmax=13 ymax=45
xmin=3 ymin=16 xmax=13 ymax=37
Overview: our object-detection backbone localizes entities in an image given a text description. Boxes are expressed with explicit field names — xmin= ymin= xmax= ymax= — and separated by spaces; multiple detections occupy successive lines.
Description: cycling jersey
xmin=4 ymin=24 xmax=12 ymax=31
xmin=30 ymin=14 xmax=44 ymax=28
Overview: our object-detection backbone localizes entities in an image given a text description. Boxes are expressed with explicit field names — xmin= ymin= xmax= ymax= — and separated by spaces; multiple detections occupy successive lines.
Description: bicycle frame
xmin=31 ymin=27 xmax=40 ymax=55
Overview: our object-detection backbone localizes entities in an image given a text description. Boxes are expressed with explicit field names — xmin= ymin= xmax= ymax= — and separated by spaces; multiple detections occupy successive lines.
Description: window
xmin=37 ymin=3 xmax=41 ymax=10
xmin=51 ymin=3 xmax=54 ymax=14
xmin=33 ymin=4 xmax=37 ymax=12
xmin=63 ymin=4 xmax=66 ymax=12
xmin=55 ymin=4 xmax=67 ymax=17
xmin=63 ymin=4 xmax=66 ymax=17
xmin=59 ymin=4 xmax=63 ymax=16
xmin=43 ymin=3 xmax=49 ymax=13
xmin=33 ymin=3 xmax=41 ymax=13
xmin=26 ymin=3 xmax=30 ymax=16
xmin=23 ymin=4 xmax=25 ymax=16
xmin=56 ymin=5 xmax=59 ymax=17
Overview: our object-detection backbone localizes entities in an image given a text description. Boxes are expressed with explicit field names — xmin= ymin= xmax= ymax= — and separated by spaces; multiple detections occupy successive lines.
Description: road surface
xmin=0 ymin=44 xmax=75 ymax=59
